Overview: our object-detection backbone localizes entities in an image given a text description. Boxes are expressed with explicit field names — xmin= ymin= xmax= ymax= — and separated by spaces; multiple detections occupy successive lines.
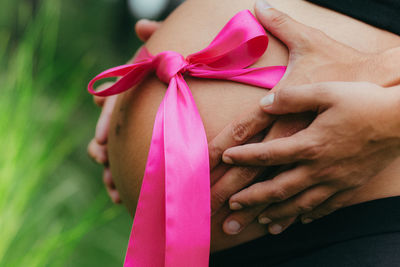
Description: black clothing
xmin=209 ymin=197 xmax=400 ymax=266
xmin=306 ymin=0 xmax=400 ymax=35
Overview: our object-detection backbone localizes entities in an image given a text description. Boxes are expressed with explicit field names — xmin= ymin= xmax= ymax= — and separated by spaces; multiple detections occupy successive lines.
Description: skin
xmin=88 ymin=0 xmax=400 ymax=249
xmin=222 ymin=82 xmax=400 ymax=229
xmin=208 ymin=1 xmax=400 ymax=235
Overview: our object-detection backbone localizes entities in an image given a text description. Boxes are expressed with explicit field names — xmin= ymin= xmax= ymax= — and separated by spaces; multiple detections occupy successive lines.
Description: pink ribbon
xmin=88 ymin=10 xmax=286 ymax=267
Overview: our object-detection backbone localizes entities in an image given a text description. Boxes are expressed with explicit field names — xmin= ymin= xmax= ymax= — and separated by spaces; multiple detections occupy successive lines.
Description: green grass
xmin=0 ymin=0 xmax=135 ymax=266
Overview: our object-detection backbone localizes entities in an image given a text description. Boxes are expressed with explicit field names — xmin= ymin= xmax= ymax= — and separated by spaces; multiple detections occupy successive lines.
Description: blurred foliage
xmin=0 ymin=0 xmax=141 ymax=266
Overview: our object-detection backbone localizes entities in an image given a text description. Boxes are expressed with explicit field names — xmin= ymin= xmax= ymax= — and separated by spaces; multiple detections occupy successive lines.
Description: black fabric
xmin=306 ymin=0 xmax=400 ymax=35
xmin=209 ymin=196 xmax=400 ymax=266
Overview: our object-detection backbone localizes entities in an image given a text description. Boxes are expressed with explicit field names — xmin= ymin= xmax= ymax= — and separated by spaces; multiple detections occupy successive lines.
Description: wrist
xmin=364 ymin=47 xmax=400 ymax=87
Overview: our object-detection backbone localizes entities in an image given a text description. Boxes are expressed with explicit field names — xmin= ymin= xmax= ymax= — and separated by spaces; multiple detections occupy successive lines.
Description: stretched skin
xmin=107 ymin=0 xmax=400 ymax=252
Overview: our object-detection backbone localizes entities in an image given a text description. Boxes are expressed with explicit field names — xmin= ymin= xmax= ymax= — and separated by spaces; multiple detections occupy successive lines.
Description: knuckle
xmin=301 ymin=141 xmax=324 ymax=160
xmin=208 ymin=142 xmax=223 ymax=161
xmin=235 ymin=167 xmax=259 ymax=183
xmin=211 ymin=189 xmax=228 ymax=208
xmin=270 ymin=186 xmax=289 ymax=202
xmin=313 ymin=166 xmax=336 ymax=181
xmin=242 ymin=185 xmax=265 ymax=205
xmin=231 ymin=120 xmax=251 ymax=143
xmin=296 ymin=202 xmax=316 ymax=214
xmin=270 ymin=13 xmax=290 ymax=29
xmin=256 ymin=150 xmax=273 ymax=165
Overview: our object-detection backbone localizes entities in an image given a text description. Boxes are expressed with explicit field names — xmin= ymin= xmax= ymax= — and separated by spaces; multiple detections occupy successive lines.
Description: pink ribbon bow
xmin=88 ymin=10 xmax=286 ymax=267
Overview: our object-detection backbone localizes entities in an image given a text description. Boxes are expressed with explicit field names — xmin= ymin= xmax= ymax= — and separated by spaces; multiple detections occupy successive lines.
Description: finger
xmin=210 ymin=166 xmax=263 ymax=215
xmin=135 ymin=19 xmax=162 ymax=42
xmin=94 ymin=96 xmax=106 ymax=107
xmin=258 ymin=184 xmax=337 ymax=222
xmin=300 ymin=190 xmax=353 ymax=224
xmin=87 ymin=139 xmax=108 ymax=164
xmin=264 ymin=113 xmax=314 ymax=140
xmin=208 ymin=107 xmax=275 ymax=169
xmin=254 ymin=0 xmax=316 ymax=50
xmin=223 ymin=130 xmax=315 ymax=166
xmin=267 ymin=216 xmax=297 ymax=235
xmin=223 ymin=205 xmax=267 ymax=235
xmin=103 ymin=168 xmax=115 ymax=188
xmin=109 ymin=190 xmax=121 ymax=204
xmin=210 ymin=163 xmax=231 ymax=186
xmin=95 ymin=94 xmax=118 ymax=145
xmin=259 ymin=84 xmax=334 ymax=115
xmin=229 ymin=166 xmax=314 ymax=208
xmin=104 ymin=168 xmax=122 ymax=204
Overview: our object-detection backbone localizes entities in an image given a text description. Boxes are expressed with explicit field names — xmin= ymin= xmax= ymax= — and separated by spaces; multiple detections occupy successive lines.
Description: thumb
xmin=259 ymin=83 xmax=333 ymax=115
xmin=254 ymin=0 xmax=313 ymax=50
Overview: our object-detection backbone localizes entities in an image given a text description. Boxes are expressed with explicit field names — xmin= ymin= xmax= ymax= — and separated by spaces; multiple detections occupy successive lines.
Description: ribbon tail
xmin=124 ymin=98 xmax=167 ymax=267
xmin=189 ymin=65 xmax=287 ymax=89
xmin=163 ymin=74 xmax=211 ymax=267
xmin=226 ymin=66 xmax=287 ymax=88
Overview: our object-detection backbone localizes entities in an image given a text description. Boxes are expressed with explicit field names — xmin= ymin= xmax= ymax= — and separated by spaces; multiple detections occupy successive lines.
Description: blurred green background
xmin=0 ymin=0 xmax=142 ymax=266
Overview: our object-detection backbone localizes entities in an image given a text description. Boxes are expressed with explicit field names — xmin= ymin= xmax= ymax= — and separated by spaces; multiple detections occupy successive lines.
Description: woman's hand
xmin=223 ymin=82 xmax=400 ymax=225
xmin=208 ymin=0 xmax=400 ymax=235
xmin=87 ymin=19 xmax=161 ymax=204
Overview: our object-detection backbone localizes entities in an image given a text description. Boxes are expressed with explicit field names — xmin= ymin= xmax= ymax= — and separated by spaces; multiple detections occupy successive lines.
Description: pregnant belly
xmin=107 ymin=0 xmax=400 ymax=252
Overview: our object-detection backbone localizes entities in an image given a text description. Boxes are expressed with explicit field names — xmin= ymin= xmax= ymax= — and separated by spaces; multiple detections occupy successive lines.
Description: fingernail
xmin=269 ymin=224 xmax=283 ymax=235
xmin=222 ymin=154 xmax=234 ymax=164
xmin=226 ymin=220 xmax=241 ymax=234
xmin=256 ymin=0 xmax=273 ymax=10
xmin=258 ymin=217 xmax=271 ymax=224
xmin=230 ymin=202 xmax=243 ymax=210
xmin=260 ymin=94 xmax=275 ymax=107
xmin=302 ymin=218 xmax=313 ymax=224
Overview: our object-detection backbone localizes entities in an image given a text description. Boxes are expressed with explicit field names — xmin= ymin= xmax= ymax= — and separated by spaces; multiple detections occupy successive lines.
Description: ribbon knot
xmin=88 ymin=10 xmax=287 ymax=267
xmin=153 ymin=51 xmax=189 ymax=83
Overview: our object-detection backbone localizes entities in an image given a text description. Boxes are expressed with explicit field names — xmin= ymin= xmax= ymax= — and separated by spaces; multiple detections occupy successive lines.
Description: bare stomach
xmin=108 ymin=0 xmax=400 ymax=252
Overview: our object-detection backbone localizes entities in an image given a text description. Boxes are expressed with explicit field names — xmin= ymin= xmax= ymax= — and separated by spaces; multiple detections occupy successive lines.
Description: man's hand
xmin=209 ymin=0 xmax=400 ymax=235
xmin=223 ymin=82 xmax=400 ymax=225
xmin=87 ymin=19 xmax=161 ymax=204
